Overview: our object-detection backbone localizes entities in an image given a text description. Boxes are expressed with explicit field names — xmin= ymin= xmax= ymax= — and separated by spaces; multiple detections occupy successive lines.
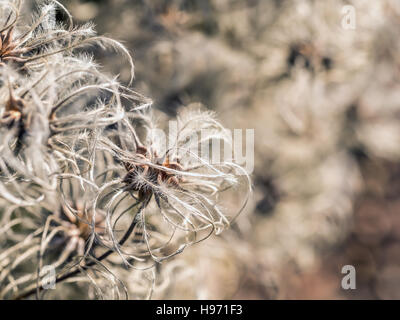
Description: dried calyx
xmin=0 ymin=26 xmax=28 ymax=66
xmin=123 ymin=145 xmax=185 ymax=197
xmin=2 ymin=85 xmax=26 ymax=126
xmin=59 ymin=203 xmax=106 ymax=242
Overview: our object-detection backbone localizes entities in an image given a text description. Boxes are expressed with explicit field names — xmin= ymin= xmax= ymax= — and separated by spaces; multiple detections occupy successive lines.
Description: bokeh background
xmin=58 ymin=0 xmax=400 ymax=299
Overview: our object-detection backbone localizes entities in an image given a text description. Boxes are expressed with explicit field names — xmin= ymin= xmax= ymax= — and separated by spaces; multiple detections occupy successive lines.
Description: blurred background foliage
xmin=58 ymin=0 xmax=400 ymax=299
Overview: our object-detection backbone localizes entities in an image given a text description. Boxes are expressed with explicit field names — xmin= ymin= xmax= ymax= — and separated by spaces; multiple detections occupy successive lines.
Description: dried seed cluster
xmin=0 ymin=0 xmax=250 ymax=300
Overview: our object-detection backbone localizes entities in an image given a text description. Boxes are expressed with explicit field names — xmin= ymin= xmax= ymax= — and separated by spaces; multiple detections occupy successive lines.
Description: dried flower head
xmin=87 ymin=105 xmax=251 ymax=266
xmin=0 ymin=0 xmax=134 ymax=79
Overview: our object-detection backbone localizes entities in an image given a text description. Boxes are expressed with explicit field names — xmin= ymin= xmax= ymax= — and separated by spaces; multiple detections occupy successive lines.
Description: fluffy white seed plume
xmin=85 ymin=105 xmax=251 ymax=267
